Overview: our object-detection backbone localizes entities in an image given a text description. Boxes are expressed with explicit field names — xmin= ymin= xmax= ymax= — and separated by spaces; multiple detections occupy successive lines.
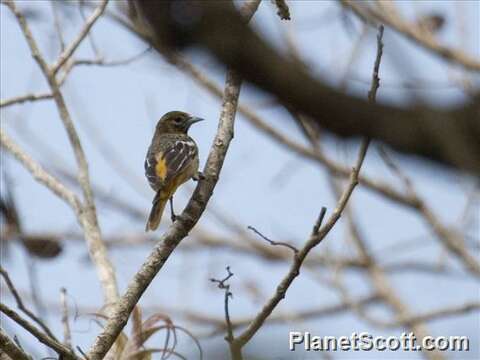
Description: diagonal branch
xmin=0 ymin=267 xmax=58 ymax=342
xmin=232 ymin=137 xmax=369 ymax=353
xmin=0 ymin=130 xmax=81 ymax=212
xmin=378 ymin=148 xmax=480 ymax=276
xmin=0 ymin=328 xmax=32 ymax=360
xmin=0 ymin=92 xmax=53 ymax=108
xmin=0 ymin=303 xmax=78 ymax=360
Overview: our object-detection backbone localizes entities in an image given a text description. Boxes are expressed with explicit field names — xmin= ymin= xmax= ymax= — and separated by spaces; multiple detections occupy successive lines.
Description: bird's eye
xmin=175 ymin=117 xmax=182 ymax=123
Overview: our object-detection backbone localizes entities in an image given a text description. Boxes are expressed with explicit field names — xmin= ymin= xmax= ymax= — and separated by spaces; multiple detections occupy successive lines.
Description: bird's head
xmin=155 ymin=111 xmax=204 ymax=134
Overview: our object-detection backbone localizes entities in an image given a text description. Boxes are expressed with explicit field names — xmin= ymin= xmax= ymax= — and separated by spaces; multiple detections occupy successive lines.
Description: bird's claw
xmin=192 ymin=171 xmax=205 ymax=181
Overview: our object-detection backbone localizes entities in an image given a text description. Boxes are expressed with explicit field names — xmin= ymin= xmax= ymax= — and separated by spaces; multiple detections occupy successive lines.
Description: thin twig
xmin=311 ymin=207 xmax=327 ymax=236
xmin=78 ymin=0 xmax=102 ymax=58
xmin=0 ymin=92 xmax=52 ymax=108
xmin=378 ymin=145 xmax=480 ymax=276
xmin=247 ymin=226 xmax=298 ymax=254
xmin=73 ymin=46 xmax=152 ymax=67
xmin=0 ymin=131 xmax=82 ymax=218
xmin=51 ymin=0 xmax=109 ymax=74
xmin=210 ymin=267 xmax=235 ymax=344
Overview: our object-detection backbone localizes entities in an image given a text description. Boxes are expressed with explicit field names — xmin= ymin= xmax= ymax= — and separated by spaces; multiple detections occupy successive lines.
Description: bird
xmin=144 ymin=111 xmax=203 ymax=231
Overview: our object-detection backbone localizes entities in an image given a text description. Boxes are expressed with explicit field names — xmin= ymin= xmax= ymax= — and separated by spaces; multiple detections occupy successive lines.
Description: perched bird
xmin=144 ymin=111 xmax=203 ymax=231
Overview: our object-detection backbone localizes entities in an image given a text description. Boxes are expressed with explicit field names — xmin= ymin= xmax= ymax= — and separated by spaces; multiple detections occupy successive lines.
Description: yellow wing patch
xmin=155 ymin=154 xmax=168 ymax=180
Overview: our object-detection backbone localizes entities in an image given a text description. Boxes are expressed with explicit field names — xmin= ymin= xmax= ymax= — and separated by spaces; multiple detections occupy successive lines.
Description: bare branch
xmin=391 ymin=301 xmax=480 ymax=326
xmin=210 ymin=267 xmax=235 ymax=345
xmin=368 ymin=24 xmax=384 ymax=103
xmin=0 ymin=93 xmax=52 ymax=108
xmin=51 ymin=0 xmax=109 ymax=74
xmin=232 ymin=137 xmax=369 ymax=351
xmin=0 ymin=267 xmax=56 ymax=342
xmin=247 ymin=226 xmax=298 ymax=254
xmin=0 ymin=130 xmax=81 ymax=212
xmin=0 ymin=303 xmax=78 ymax=360
xmin=379 ymin=147 xmax=480 ymax=276
xmin=0 ymin=328 xmax=32 ymax=360
xmin=73 ymin=46 xmax=152 ymax=67
xmin=311 ymin=207 xmax=327 ymax=236
xmin=224 ymin=22 xmax=383 ymax=354
xmin=2 ymin=0 xmax=50 ymax=74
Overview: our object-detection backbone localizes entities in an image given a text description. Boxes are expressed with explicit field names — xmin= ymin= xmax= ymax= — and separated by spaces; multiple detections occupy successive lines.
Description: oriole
xmin=144 ymin=111 xmax=203 ymax=231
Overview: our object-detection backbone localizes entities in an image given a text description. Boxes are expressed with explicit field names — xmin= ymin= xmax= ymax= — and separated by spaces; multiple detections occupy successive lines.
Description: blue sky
xmin=1 ymin=1 xmax=479 ymax=359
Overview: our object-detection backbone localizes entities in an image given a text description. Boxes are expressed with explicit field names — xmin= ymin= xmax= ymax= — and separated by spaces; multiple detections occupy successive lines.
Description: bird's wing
xmin=144 ymin=139 xmax=197 ymax=191
xmin=162 ymin=139 xmax=198 ymax=183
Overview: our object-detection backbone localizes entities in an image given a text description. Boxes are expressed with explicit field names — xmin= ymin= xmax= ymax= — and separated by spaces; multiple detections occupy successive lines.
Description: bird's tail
xmin=145 ymin=191 xmax=168 ymax=231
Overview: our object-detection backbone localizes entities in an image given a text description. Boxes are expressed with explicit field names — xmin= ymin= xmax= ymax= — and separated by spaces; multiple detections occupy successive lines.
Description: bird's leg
xmin=169 ymin=196 xmax=177 ymax=222
xmin=192 ymin=171 xmax=205 ymax=181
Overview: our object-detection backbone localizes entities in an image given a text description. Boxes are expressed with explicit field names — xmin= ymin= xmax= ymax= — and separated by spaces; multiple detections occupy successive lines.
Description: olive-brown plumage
xmin=145 ymin=111 xmax=203 ymax=231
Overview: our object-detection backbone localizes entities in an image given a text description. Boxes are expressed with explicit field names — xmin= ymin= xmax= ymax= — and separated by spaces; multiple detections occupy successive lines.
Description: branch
xmin=0 ymin=92 xmax=52 ymax=108
xmin=232 ymin=138 xmax=368 ymax=351
xmin=73 ymin=46 xmax=152 ymax=67
xmin=247 ymin=226 xmax=298 ymax=254
xmin=210 ymin=266 xmax=235 ymax=351
xmin=378 ymin=147 xmax=480 ymax=276
xmin=322 ymin=25 xmax=443 ymax=359
xmin=0 ymin=303 xmax=78 ymax=360
xmin=51 ymin=0 xmax=109 ymax=74
xmin=225 ymin=22 xmax=379 ymax=354
xmin=0 ymin=130 xmax=81 ymax=212
xmin=390 ymin=301 xmax=480 ymax=326
xmin=196 ymin=294 xmax=381 ymax=339
xmin=0 ymin=328 xmax=31 ymax=360
xmin=86 ymin=2 xmax=261 ymax=358
xmin=0 ymin=267 xmax=56 ymax=342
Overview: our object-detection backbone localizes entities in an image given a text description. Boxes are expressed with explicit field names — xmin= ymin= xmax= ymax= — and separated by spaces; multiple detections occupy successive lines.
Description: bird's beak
xmin=187 ymin=116 xmax=204 ymax=126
